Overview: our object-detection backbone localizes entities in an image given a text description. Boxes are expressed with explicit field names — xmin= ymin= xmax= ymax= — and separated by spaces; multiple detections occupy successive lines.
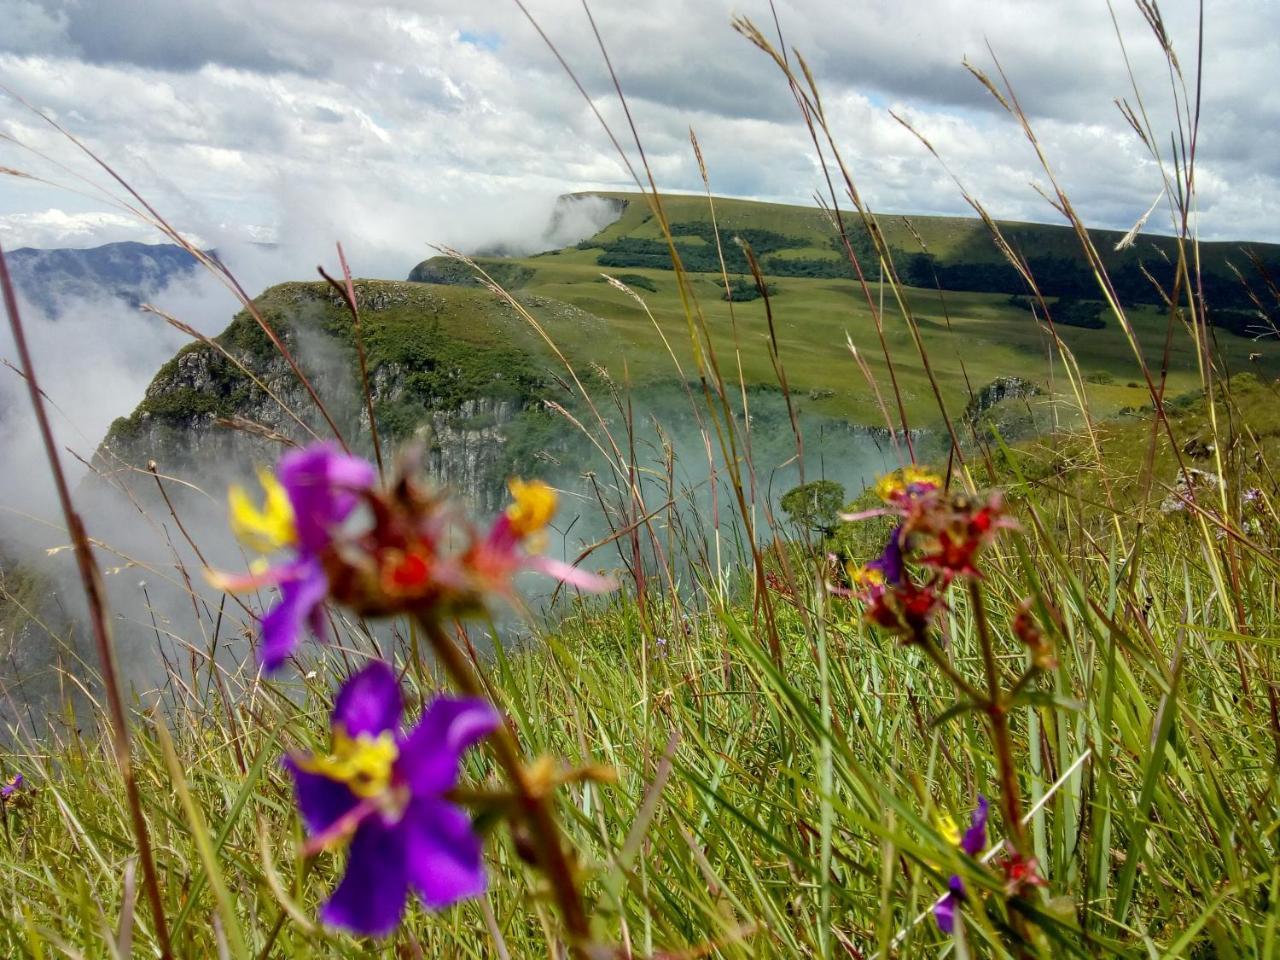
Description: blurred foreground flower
xmin=211 ymin=443 xmax=613 ymax=671
xmin=285 ymin=661 xmax=499 ymax=936
xmin=211 ymin=443 xmax=377 ymax=670
xmin=934 ymin=795 xmax=988 ymax=934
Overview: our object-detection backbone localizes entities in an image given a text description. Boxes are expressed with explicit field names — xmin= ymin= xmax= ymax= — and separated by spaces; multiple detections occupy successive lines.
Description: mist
xmin=0 ymin=188 xmax=634 ymax=723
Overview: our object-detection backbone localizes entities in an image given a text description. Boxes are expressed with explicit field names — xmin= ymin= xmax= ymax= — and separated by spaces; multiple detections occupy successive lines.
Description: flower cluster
xmin=840 ymin=467 xmax=1010 ymax=642
xmin=213 ymin=443 xmax=614 ymax=672
xmin=934 ymin=795 xmax=988 ymax=934
xmin=212 ymin=444 xmax=621 ymax=939
xmin=285 ymin=661 xmax=499 ymax=935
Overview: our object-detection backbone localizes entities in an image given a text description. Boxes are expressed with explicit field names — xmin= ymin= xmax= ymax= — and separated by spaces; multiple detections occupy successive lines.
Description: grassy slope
xmin=411 ymin=192 xmax=1280 ymax=426
xmin=5 ymin=388 xmax=1280 ymax=956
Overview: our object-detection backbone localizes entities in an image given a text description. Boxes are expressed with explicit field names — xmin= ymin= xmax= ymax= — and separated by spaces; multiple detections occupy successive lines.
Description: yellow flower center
xmin=228 ymin=469 xmax=297 ymax=553
xmin=506 ymin=478 xmax=557 ymax=539
xmin=296 ymin=727 xmax=399 ymax=799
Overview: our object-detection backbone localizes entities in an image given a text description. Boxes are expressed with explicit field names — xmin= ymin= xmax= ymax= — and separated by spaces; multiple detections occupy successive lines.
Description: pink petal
xmin=526 ymin=555 xmax=616 ymax=592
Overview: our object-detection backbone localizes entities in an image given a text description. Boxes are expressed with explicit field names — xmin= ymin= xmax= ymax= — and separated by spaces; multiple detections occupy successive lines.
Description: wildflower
xmin=212 ymin=443 xmax=377 ymax=671
xmin=874 ymin=465 xmax=942 ymax=504
xmin=934 ymin=874 xmax=967 ymax=935
xmin=462 ymin=478 xmax=614 ymax=601
xmin=1 ymin=773 xmax=22 ymax=802
xmin=915 ymin=492 xmax=1011 ymax=581
xmin=285 ymin=661 xmax=500 ymax=936
xmin=848 ymin=525 xmax=943 ymax=640
xmin=999 ymin=849 xmax=1047 ymax=897
xmin=934 ymin=795 xmax=988 ymax=935
xmin=215 ymin=448 xmax=613 ymax=670
xmin=863 ymin=579 xmax=943 ymax=639
xmin=863 ymin=524 xmax=906 ymax=586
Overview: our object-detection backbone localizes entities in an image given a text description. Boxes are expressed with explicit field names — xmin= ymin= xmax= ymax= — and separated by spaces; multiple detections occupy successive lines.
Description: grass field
xmin=410 ymin=191 xmax=1280 ymax=426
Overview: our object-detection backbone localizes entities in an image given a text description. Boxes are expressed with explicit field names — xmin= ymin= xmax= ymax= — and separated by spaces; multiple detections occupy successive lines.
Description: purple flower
xmin=214 ymin=443 xmax=377 ymax=671
xmin=277 ymin=444 xmax=378 ymax=554
xmin=934 ymin=795 xmax=988 ymax=935
xmin=260 ymin=557 xmax=332 ymax=672
xmin=285 ymin=662 xmax=499 ymax=937
xmin=1 ymin=773 xmax=22 ymax=800
xmin=931 ymin=875 xmax=962 ymax=936
xmin=934 ymin=874 xmax=966 ymax=934
xmin=961 ymin=795 xmax=988 ymax=857
xmin=866 ymin=524 xmax=906 ymax=586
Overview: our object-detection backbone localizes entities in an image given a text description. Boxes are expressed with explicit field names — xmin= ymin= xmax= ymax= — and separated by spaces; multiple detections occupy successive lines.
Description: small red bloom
xmin=865 ymin=580 xmax=943 ymax=640
xmin=380 ymin=546 xmax=435 ymax=597
xmin=921 ymin=531 xmax=982 ymax=580
xmin=999 ymin=850 xmax=1048 ymax=896
xmin=1013 ymin=599 xmax=1057 ymax=669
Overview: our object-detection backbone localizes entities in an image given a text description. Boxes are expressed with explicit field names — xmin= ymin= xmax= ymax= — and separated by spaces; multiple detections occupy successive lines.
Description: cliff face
xmin=101 ymin=279 xmax=592 ymax=509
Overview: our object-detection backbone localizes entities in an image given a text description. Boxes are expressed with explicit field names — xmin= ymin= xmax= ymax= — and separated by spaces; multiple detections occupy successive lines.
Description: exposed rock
xmin=965 ymin=377 xmax=1042 ymax=420
xmin=99 ymin=280 xmax=579 ymax=510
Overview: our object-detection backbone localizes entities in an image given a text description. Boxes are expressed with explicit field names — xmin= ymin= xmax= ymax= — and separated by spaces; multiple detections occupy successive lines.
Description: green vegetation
xmin=780 ymin=479 xmax=846 ymax=536
xmin=407 ymin=191 xmax=1280 ymax=424
xmin=8 ymin=7 xmax=1280 ymax=958
xmin=7 ymin=376 xmax=1280 ymax=956
xmin=104 ymin=280 xmax=596 ymax=497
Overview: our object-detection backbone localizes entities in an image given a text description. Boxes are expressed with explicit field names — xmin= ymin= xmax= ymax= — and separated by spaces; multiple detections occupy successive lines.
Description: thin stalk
xmin=0 ymin=242 xmax=173 ymax=957
xmin=969 ymin=579 xmax=1028 ymax=854
xmin=419 ymin=617 xmax=591 ymax=955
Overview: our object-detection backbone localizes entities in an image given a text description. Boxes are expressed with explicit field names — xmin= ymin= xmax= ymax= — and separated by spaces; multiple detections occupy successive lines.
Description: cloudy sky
xmin=1 ymin=0 xmax=1278 ymax=278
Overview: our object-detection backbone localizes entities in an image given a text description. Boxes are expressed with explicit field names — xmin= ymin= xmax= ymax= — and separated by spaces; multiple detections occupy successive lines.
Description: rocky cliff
xmin=101 ymin=278 xmax=601 ymax=509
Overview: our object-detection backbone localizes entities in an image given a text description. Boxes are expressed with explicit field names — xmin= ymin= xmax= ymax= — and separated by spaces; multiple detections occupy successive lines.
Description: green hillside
xmin=408 ymin=192 xmax=1280 ymax=427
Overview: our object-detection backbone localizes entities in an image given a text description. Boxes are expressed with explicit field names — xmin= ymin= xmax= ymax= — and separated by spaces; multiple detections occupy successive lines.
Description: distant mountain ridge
xmin=7 ymin=241 xmax=204 ymax=314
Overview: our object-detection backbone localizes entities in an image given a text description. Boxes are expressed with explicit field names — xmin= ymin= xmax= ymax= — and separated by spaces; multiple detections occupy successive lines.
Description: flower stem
xmin=968 ymin=579 xmax=1029 ymax=855
xmin=0 ymin=243 xmax=173 ymax=958
xmin=420 ymin=617 xmax=592 ymax=955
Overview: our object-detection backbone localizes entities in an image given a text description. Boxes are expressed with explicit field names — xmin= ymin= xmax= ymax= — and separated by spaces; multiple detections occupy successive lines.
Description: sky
xmin=1 ymin=0 xmax=1278 ymax=279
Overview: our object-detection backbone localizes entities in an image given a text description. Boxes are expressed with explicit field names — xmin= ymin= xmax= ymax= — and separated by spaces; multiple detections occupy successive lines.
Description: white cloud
xmin=0 ymin=0 xmax=1276 ymax=257
xmin=0 ymin=208 xmax=169 ymax=247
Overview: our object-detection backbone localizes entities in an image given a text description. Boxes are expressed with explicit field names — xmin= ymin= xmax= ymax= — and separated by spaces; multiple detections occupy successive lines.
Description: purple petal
xmin=1 ymin=773 xmax=21 ymax=798
xmin=260 ymin=559 xmax=329 ymax=672
xmin=934 ymin=887 xmax=960 ymax=934
xmin=866 ymin=525 xmax=905 ymax=586
xmin=333 ymin=661 xmax=403 ymax=737
xmin=396 ymin=696 xmax=499 ymax=796
xmin=402 ymin=797 xmax=487 ymax=908
xmin=277 ymin=443 xmax=377 ymax=554
xmin=961 ymin=795 xmax=989 ymax=857
xmin=283 ymin=756 xmax=360 ymax=837
xmin=321 ymin=815 xmax=410 ymax=937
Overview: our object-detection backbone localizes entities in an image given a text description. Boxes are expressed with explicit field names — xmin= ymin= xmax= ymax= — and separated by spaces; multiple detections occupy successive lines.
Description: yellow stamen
xmin=296 ymin=727 xmax=398 ymax=799
xmin=506 ymin=478 xmax=557 ymax=539
xmin=228 ymin=468 xmax=297 ymax=553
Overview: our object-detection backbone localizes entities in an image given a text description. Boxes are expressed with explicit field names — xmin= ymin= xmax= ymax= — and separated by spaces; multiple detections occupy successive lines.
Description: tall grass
xmin=3 ymin=1 xmax=1280 ymax=957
